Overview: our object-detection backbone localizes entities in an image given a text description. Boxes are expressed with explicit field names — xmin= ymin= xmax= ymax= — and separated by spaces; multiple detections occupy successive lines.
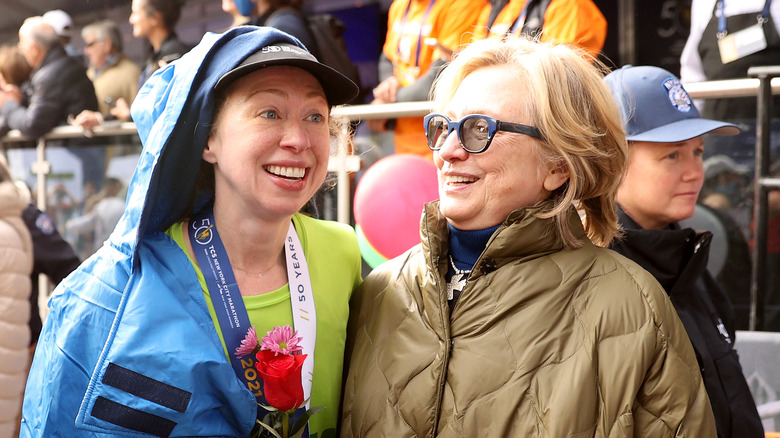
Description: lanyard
xmin=395 ymin=0 xmax=437 ymax=67
xmin=189 ymin=207 xmax=317 ymax=410
xmin=509 ymin=0 xmax=533 ymax=36
xmin=717 ymin=0 xmax=773 ymax=36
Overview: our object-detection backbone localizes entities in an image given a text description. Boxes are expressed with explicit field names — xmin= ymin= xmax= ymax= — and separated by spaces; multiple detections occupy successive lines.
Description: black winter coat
xmin=0 ymin=45 xmax=98 ymax=139
xmin=22 ymin=204 xmax=80 ymax=344
xmin=138 ymin=32 xmax=192 ymax=89
xmin=611 ymin=208 xmax=763 ymax=438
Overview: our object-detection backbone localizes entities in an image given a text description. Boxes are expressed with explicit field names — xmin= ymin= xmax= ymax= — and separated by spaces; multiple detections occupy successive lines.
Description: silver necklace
xmin=232 ymin=264 xmax=272 ymax=278
xmin=446 ymin=255 xmax=471 ymax=300
xmin=232 ymin=253 xmax=282 ymax=279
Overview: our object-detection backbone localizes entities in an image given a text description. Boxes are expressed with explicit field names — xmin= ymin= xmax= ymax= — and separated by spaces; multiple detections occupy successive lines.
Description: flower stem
xmin=282 ymin=410 xmax=290 ymax=438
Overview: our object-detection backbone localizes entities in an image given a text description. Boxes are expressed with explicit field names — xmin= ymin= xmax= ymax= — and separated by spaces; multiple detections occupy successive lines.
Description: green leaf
xmin=255 ymin=420 xmax=283 ymax=438
xmin=257 ymin=402 xmax=279 ymax=413
xmin=289 ymin=407 xmax=325 ymax=437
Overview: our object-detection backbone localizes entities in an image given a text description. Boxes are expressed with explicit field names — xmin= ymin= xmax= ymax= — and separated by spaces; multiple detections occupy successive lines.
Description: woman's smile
xmin=264 ymin=165 xmax=307 ymax=181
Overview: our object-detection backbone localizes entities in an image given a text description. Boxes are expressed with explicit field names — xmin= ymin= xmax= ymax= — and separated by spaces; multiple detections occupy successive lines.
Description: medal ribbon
xmin=189 ymin=207 xmax=316 ymax=433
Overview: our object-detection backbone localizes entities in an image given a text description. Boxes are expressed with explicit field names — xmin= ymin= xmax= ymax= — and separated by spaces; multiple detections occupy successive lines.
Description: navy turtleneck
xmin=448 ymin=224 xmax=499 ymax=270
xmin=446 ymin=223 xmax=500 ymax=312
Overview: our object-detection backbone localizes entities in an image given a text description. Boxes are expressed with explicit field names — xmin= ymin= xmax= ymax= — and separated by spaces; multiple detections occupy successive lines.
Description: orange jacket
xmin=478 ymin=0 xmax=607 ymax=59
xmin=382 ymin=0 xmax=485 ymax=157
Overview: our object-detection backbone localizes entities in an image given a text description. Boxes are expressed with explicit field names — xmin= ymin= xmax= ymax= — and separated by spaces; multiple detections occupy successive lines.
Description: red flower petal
xmin=255 ymin=351 xmax=308 ymax=411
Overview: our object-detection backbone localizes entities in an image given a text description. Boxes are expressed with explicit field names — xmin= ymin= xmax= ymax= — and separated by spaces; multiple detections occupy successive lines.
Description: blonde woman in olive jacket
xmin=341 ymin=37 xmax=715 ymax=437
xmin=0 ymin=155 xmax=33 ymax=437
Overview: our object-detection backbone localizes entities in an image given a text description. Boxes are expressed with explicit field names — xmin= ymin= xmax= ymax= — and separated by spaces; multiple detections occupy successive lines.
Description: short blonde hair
xmin=432 ymin=37 xmax=627 ymax=247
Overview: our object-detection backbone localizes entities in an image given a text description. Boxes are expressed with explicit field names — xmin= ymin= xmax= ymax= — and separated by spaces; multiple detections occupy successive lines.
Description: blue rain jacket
xmin=21 ymin=27 xmax=313 ymax=437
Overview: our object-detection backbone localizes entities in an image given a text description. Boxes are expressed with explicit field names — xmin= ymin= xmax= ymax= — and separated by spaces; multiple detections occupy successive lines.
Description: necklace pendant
xmin=447 ymin=255 xmax=471 ymax=301
xmin=450 ymin=273 xmax=468 ymax=295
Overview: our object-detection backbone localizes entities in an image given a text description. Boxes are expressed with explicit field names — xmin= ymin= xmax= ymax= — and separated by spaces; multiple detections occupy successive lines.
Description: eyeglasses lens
xmin=426 ymin=115 xmax=495 ymax=152
xmin=462 ymin=117 xmax=490 ymax=152
xmin=427 ymin=116 xmax=448 ymax=150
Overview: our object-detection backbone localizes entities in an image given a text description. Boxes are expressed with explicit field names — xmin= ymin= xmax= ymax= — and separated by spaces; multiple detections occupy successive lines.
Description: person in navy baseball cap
xmin=606 ymin=65 xmax=764 ymax=438
xmin=604 ymin=65 xmax=740 ymax=142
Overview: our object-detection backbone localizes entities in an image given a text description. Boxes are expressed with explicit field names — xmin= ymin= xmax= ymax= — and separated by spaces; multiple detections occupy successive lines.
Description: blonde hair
xmin=432 ymin=37 xmax=627 ymax=247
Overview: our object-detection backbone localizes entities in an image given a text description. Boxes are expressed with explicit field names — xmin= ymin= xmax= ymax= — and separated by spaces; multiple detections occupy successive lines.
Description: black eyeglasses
xmin=423 ymin=113 xmax=543 ymax=154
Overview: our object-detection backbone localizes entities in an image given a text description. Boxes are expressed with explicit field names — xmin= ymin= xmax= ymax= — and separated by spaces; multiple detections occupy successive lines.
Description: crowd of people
xmin=0 ymin=0 xmax=776 ymax=437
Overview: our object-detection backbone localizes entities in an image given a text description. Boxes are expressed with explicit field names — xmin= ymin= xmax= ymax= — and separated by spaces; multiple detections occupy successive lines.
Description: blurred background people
xmin=221 ymin=0 xmax=250 ymax=29
xmin=108 ymin=0 xmax=190 ymax=122
xmin=0 ymin=155 xmax=33 ymax=438
xmin=0 ymin=45 xmax=32 ymax=138
xmin=0 ymin=45 xmax=32 ymax=89
xmin=702 ymin=155 xmax=751 ymax=217
xmin=22 ymin=201 xmax=80 ymax=350
xmin=71 ymin=19 xmax=141 ymax=130
xmin=689 ymin=155 xmax=754 ymax=329
xmin=41 ymin=9 xmax=81 ymax=60
xmin=680 ymin=0 xmax=780 ymax=120
xmin=130 ymin=0 xmax=190 ymax=90
xmin=65 ymin=177 xmax=125 ymax=256
xmin=478 ymin=0 xmax=607 ymax=59
xmin=82 ymin=20 xmax=141 ymax=118
xmin=367 ymin=0 xmax=485 ymax=158
xmin=238 ymin=0 xmax=316 ymax=51
xmin=605 ymin=64 xmax=763 ymax=438
xmin=0 ymin=17 xmax=97 ymax=140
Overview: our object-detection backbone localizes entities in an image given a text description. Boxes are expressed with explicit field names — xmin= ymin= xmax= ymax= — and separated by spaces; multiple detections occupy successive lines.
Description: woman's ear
xmin=543 ymin=163 xmax=570 ymax=192
xmin=202 ymin=140 xmax=217 ymax=164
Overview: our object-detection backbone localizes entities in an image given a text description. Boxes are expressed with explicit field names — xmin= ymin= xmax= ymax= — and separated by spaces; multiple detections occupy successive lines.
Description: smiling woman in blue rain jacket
xmin=20 ymin=27 xmax=362 ymax=437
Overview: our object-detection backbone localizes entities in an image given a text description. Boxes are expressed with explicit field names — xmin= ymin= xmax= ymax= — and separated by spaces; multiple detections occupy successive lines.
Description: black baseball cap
xmin=214 ymin=42 xmax=359 ymax=105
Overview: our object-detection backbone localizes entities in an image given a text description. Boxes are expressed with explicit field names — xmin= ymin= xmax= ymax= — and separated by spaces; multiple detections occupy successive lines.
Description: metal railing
xmin=746 ymin=67 xmax=780 ymax=331
xmin=2 ymin=75 xmax=779 ymax=329
xmin=1 ymin=120 xmax=362 ymax=224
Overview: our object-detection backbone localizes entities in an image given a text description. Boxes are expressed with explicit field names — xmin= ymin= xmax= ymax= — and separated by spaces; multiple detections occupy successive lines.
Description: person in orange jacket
xmin=477 ymin=0 xmax=606 ymax=60
xmin=367 ymin=0 xmax=486 ymax=159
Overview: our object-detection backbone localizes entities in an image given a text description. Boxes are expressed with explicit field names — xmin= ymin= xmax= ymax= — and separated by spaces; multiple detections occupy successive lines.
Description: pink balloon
xmin=354 ymin=154 xmax=439 ymax=259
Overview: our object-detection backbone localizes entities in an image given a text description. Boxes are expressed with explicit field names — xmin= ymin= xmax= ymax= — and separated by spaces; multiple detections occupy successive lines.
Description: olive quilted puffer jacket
xmin=341 ymin=202 xmax=716 ymax=438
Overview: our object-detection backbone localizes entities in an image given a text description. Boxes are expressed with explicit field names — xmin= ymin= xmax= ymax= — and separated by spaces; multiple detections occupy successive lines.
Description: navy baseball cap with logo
xmin=215 ymin=42 xmax=359 ymax=105
xmin=604 ymin=65 xmax=740 ymax=142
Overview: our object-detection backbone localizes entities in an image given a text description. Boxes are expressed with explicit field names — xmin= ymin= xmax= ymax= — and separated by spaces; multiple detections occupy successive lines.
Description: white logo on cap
xmin=663 ymin=78 xmax=692 ymax=113
xmin=261 ymin=45 xmax=306 ymax=56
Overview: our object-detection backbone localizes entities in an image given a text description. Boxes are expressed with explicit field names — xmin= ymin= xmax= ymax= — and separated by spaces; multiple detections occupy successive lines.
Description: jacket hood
xmin=116 ymin=27 xmax=308 ymax=266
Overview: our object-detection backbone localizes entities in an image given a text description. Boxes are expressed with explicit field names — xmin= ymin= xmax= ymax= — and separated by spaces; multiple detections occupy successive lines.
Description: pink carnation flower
xmin=234 ymin=326 xmax=259 ymax=359
xmin=260 ymin=325 xmax=303 ymax=356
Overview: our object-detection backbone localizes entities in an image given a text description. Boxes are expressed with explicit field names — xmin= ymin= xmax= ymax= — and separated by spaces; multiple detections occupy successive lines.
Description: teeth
xmin=265 ymin=165 xmax=305 ymax=179
xmin=446 ymin=175 xmax=477 ymax=184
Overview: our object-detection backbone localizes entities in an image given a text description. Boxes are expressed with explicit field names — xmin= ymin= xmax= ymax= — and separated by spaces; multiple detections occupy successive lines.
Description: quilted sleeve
xmin=632 ymin=282 xmax=717 ymax=437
